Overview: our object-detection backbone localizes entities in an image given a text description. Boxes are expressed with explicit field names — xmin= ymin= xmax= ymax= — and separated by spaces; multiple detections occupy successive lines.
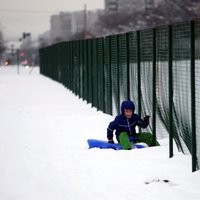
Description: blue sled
xmin=87 ymin=139 xmax=146 ymax=150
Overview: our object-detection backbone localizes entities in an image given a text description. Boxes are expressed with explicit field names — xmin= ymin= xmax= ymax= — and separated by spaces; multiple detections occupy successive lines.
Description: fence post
xmin=16 ymin=49 xmax=20 ymax=74
xmin=102 ymin=37 xmax=106 ymax=113
xmin=152 ymin=28 xmax=157 ymax=146
xmin=109 ymin=36 xmax=113 ymax=115
xmin=136 ymin=31 xmax=141 ymax=121
xmin=168 ymin=25 xmax=173 ymax=158
xmin=126 ymin=33 xmax=130 ymax=100
xmin=117 ymin=35 xmax=120 ymax=114
xmin=190 ymin=20 xmax=197 ymax=172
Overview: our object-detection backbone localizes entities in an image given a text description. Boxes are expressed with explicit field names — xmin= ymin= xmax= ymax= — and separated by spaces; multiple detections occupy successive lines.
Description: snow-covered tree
xmin=94 ymin=0 xmax=199 ymax=37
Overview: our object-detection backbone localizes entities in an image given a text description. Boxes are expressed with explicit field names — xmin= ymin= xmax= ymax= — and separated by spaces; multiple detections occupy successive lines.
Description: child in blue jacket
xmin=107 ymin=100 xmax=150 ymax=150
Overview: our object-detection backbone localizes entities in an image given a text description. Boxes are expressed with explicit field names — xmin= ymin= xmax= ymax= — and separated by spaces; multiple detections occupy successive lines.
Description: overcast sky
xmin=0 ymin=0 xmax=104 ymax=48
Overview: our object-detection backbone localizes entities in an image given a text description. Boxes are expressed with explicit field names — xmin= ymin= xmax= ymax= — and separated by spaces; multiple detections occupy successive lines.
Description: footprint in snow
xmin=144 ymin=178 xmax=177 ymax=186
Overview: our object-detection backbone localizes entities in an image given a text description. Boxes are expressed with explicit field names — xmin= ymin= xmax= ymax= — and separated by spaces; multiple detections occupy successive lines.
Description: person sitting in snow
xmin=107 ymin=100 xmax=151 ymax=150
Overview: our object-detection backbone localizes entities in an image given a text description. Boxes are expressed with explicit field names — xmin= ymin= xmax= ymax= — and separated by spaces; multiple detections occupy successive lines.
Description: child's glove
xmin=144 ymin=115 xmax=150 ymax=125
xmin=108 ymin=140 xmax=114 ymax=144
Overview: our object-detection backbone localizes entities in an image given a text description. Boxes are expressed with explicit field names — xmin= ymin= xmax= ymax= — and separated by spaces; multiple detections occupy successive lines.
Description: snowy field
xmin=0 ymin=65 xmax=200 ymax=200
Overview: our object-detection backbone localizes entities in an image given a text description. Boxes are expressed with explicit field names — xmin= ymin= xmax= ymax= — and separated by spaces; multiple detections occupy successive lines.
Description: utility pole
xmin=84 ymin=4 xmax=88 ymax=39
xmin=16 ymin=49 xmax=19 ymax=74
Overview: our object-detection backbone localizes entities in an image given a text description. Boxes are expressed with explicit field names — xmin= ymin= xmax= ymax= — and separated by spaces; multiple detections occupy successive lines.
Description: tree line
xmin=72 ymin=0 xmax=200 ymax=40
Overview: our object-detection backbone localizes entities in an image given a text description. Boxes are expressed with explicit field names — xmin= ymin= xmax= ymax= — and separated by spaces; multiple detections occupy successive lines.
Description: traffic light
xmin=23 ymin=32 xmax=26 ymax=39
xmin=22 ymin=32 xmax=31 ymax=39
xmin=20 ymin=52 xmax=25 ymax=56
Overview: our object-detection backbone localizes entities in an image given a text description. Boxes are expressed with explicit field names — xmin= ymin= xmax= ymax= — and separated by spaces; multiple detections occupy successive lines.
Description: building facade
xmin=50 ymin=12 xmax=72 ymax=44
xmin=50 ymin=9 xmax=102 ymax=43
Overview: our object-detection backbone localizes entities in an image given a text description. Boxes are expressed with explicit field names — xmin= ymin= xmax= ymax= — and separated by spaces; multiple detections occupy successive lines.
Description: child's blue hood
xmin=121 ymin=100 xmax=135 ymax=114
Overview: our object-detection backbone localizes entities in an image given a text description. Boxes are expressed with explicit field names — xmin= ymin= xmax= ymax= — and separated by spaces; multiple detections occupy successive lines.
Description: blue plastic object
xmin=87 ymin=139 xmax=122 ymax=150
xmin=87 ymin=139 xmax=146 ymax=150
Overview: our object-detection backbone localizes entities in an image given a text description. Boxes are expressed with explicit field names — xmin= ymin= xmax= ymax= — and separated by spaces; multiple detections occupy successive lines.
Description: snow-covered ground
xmin=0 ymin=65 xmax=199 ymax=200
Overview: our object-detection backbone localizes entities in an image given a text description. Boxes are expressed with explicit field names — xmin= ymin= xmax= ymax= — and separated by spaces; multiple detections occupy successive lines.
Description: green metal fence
xmin=39 ymin=19 xmax=200 ymax=172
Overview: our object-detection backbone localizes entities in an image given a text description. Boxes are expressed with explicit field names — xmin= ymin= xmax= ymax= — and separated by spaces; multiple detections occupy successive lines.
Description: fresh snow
xmin=0 ymin=66 xmax=199 ymax=200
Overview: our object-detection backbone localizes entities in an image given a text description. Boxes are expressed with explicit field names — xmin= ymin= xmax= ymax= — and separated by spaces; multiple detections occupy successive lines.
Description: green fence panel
xmin=155 ymin=26 xmax=171 ymax=140
xmin=118 ymin=34 xmax=128 ymax=103
xmin=82 ymin=40 xmax=88 ymax=101
xmin=129 ymin=32 xmax=139 ymax=112
xmin=110 ymin=35 xmax=120 ymax=115
xmin=59 ymin=43 xmax=64 ymax=86
xmin=74 ymin=41 xmax=80 ymax=96
xmin=195 ymin=20 xmax=200 ymax=170
xmin=79 ymin=40 xmax=84 ymax=99
xmin=172 ymin=22 xmax=192 ymax=154
xmin=72 ymin=41 xmax=76 ymax=93
xmin=140 ymin=29 xmax=154 ymax=133
xmin=96 ymin=38 xmax=105 ymax=111
xmin=104 ymin=36 xmax=112 ymax=115
xmin=92 ymin=39 xmax=98 ymax=108
xmin=87 ymin=39 xmax=93 ymax=104
xmin=66 ymin=42 xmax=71 ymax=90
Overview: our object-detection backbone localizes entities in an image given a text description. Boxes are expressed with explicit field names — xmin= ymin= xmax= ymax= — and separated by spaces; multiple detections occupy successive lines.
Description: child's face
xmin=124 ymin=109 xmax=133 ymax=119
